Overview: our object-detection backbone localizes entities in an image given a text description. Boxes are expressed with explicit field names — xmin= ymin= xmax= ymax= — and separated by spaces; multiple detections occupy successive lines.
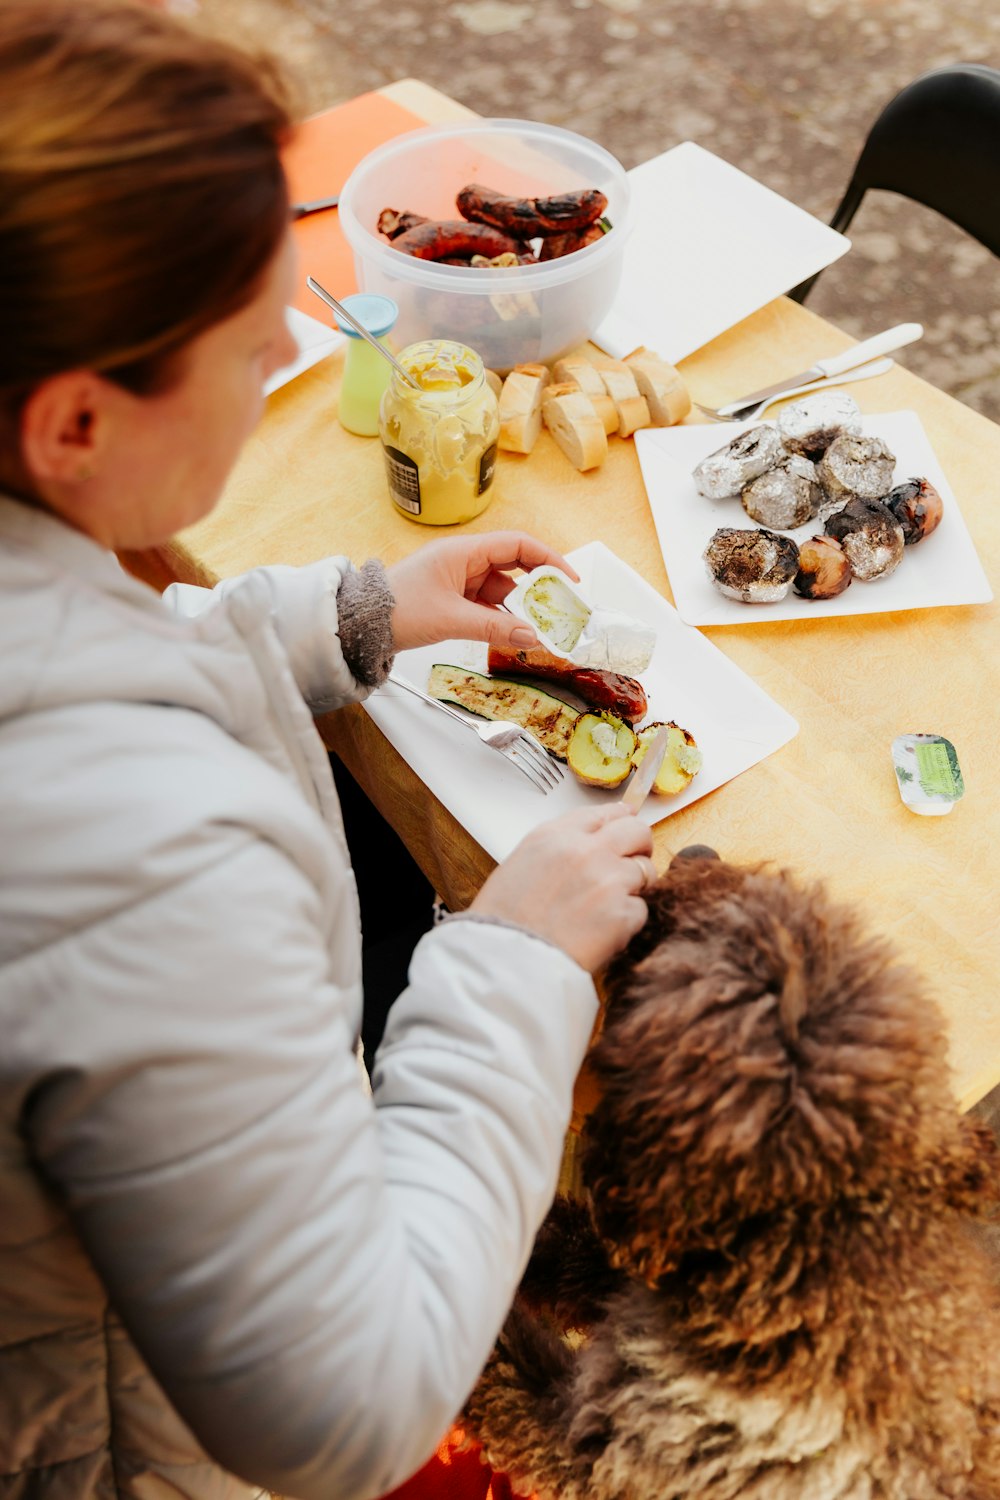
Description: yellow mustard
xmin=378 ymin=340 xmax=500 ymax=525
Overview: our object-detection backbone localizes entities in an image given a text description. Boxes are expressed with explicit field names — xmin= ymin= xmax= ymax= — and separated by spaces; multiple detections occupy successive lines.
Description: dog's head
xmin=583 ymin=853 xmax=998 ymax=1286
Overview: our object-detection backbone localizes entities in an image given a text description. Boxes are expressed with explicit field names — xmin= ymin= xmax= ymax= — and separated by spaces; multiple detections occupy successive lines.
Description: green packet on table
xmin=892 ymin=733 xmax=965 ymax=816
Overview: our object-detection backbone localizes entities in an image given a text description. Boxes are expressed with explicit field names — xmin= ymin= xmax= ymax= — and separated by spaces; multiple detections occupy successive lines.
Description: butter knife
xmin=714 ymin=322 xmax=923 ymax=419
xmin=292 ymin=195 xmax=340 ymax=220
xmin=621 ymin=724 xmax=671 ymax=812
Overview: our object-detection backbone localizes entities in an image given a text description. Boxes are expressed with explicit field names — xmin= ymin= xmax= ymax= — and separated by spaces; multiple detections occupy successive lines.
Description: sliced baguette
xmin=545 ymin=372 xmax=617 ymax=435
xmin=542 ymin=388 xmax=608 ymax=471
xmin=624 ymin=348 xmax=691 ymax=425
xmin=592 ymin=360 xmax=651 ymax=438
xmin=498 ymin=367 xmax=549 ymax=454
xmin=551 ymin=355 xmax=606 ymax=398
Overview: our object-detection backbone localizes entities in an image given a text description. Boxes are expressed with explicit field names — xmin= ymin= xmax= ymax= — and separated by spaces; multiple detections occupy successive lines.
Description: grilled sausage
xmin=391 ymin=219 xmax=522 ymax=261
xmin=377 ymin=208 xmax=430 ymax=240
xmin=486 ymin=644 xmax=648 ymax=723
xmin=457 ymin=183 xmax=608 ymax=239
xmin=538 ymin=224 xmax=607 ymax=260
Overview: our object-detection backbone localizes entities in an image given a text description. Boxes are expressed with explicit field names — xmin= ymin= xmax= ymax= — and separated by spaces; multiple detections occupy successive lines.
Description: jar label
xmin=478 ymin=443 xmax=498 ymax=496
xmin=383 ymin=444 xmax=421 ymax=515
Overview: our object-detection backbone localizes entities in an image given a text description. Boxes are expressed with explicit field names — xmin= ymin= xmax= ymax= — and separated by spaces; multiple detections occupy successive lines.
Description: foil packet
xmin=892 ymin=733 xmax=964 ymax=816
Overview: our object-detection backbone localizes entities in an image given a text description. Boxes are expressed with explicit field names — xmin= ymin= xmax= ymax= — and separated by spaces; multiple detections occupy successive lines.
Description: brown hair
xmin=0 ymin=0 xmax=294 ymax=417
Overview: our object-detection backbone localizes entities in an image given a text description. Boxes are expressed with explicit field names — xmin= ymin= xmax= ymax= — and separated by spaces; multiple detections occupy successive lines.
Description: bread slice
xmin=542 ymin=388 xmax=608 ymax=471
xmin=545 ymin=372 xmax=617 ymax=436
xmin=498 ymin=367 xmax=550 ymax=454
xmin=624 ymin=348 xmax=691 ymax=425
xmin=551 ymin=355 xmax=606 ymax=398
xmin=592 ymin=360 xmax=651 ymax=438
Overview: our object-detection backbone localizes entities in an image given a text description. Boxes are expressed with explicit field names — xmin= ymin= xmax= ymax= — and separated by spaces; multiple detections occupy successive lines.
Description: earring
xmin=76 ymin=463 xmax=95 ymax=483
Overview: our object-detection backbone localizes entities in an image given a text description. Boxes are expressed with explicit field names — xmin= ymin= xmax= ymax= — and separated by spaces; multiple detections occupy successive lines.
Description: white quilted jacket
xmin=0 ymin=496 xmax=598 ymax=1500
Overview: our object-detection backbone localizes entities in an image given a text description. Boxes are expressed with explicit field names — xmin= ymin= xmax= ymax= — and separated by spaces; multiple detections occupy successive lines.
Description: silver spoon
xmin=306 ymin=276 xmax=422 ymax=391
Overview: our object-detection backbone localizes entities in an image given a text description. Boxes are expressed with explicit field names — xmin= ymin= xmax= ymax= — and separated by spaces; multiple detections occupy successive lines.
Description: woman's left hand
xmin=386 ymin=532 xmax=578 ymax=653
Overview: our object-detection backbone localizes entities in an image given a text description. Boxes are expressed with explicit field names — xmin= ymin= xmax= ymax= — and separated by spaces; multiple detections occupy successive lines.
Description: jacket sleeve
xmin=163 ymin=557 xmax=374 ymax=712
xmin=26 ymin=828 xmax=598 ymax=1500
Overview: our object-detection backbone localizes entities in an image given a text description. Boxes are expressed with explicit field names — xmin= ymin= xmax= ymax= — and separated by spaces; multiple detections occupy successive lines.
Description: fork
xmin=693 ymin=357 xmax=895 ymax=423
xmin=385 ymin=673 xmax=564 ymax=794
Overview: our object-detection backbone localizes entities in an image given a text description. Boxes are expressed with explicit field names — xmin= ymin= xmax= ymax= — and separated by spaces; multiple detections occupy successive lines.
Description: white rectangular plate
xmin=635 ymin=410 xmax=993 ymax=627
xmin=264 ymin=306 xmax=345 ymax=396
xmin=592 ymin=141 xmax=850 ymax=364
xmin=363 ymin=541 xmax=798 ymax=863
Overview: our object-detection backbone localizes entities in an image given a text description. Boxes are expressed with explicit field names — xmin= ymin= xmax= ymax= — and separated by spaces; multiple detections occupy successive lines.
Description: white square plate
xmin=363 ymin=541 xmax=798 ymax=863
xmin=264 ymin=306 xmax=345 ymax=396
xmin=592 ymin=142 xmax=850 ymax=364
xmin=635 ymin=410 xmax=993 ymax=627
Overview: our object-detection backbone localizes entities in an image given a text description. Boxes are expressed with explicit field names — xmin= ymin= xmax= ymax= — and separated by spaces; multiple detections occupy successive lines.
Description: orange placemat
xmin=283 ymin=92 xmax=426 ymax=314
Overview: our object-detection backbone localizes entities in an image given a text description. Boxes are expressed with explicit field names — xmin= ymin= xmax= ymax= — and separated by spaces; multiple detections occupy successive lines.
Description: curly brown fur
xmin=467 ymin=857 xmax=1000 ymax=1499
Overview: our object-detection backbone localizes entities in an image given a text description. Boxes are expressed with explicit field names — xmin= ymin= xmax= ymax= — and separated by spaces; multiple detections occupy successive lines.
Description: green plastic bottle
xmin=334 ymin=293 xmax=399 ymax=437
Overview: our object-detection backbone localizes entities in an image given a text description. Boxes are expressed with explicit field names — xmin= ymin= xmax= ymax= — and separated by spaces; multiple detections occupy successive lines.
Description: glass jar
xmin=334 ymin=293 xmax=399 ymax=437
xmin=378 ymin=340 xmax=500 ymax=526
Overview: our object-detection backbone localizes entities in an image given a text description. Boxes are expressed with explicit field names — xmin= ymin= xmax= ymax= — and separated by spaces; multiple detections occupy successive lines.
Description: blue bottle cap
xmin=333 ymin=293 xmax=398 ymax=339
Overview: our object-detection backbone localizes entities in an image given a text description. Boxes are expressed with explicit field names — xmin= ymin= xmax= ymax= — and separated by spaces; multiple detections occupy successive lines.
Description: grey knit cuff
xmin=337 ymin=559 xmax=396 ymax=689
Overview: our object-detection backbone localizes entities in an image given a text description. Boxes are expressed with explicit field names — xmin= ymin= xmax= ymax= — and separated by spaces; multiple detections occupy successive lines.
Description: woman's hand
xmin=470 ymin=805 xmax=656 ymax=973
xmin=386 ymin=532 xmax=578 ymax=654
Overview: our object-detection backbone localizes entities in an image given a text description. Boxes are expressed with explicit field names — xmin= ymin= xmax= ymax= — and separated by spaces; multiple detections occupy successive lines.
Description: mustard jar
xmin=334 ymin=293 xmax=399 ymax=437
xmin=378 ymin=340 xmax=500 ymax=525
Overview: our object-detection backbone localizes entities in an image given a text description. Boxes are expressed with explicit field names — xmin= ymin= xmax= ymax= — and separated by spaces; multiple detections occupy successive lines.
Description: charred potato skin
xmin=825 ymin=498 xmax=905 ymax=581
xmin=703 ymin=527 xmax=800 ymax=604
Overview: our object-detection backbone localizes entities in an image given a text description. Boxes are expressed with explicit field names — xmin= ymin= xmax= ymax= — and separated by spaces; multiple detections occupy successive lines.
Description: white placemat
xmin=593 ymin=141 xmax=851 ymax=363
xmin=364 ymin=540 xmax=798 ymax=862
xmin=635 ymin=410 xmax=994 ymax=627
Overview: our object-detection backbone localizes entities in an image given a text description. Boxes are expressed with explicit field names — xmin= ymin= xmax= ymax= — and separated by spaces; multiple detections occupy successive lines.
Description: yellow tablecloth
xmin=124 ymin=83 xmax=1000 ymax=1111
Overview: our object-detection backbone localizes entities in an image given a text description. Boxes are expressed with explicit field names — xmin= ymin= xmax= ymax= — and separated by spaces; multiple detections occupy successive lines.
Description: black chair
xmin=789 ymin=63 xmax=1000 ymax=304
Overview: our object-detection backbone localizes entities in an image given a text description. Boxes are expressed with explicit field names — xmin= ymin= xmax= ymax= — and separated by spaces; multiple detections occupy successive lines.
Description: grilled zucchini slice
xmin=427 ymin=664 xmax=578 ymax=760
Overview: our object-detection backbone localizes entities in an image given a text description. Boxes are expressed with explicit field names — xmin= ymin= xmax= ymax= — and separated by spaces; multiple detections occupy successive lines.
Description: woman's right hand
xmin=470 ymin=805 xmax=656 ymax=973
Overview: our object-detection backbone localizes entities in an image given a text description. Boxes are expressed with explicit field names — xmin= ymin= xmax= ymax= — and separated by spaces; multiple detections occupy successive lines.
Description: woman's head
xmin=0 ymin=0 xmax=299 ymax=540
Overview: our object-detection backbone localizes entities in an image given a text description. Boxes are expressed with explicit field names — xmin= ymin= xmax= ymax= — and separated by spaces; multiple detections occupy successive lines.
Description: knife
xmin=292 ymin=195 xmax=340 ymax=220
xmin=621 ymin=724 xmax=671 ymax=812
xmin=714 ymin=322 xmax=923 ymax=418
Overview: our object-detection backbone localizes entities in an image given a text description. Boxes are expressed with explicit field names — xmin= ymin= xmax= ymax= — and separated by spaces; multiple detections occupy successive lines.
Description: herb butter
xmin=522 ymin=575 xmax=591 ymax=653
xmin=507 ymin=566 xmax=656 ymax=675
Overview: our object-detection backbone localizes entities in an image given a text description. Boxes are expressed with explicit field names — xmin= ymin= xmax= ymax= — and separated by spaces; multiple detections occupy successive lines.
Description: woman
xmin=0 ymin=4 xmax=656 ymax=1497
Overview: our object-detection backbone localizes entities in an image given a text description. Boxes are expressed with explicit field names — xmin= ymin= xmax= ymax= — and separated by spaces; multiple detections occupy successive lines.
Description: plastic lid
xmin=332 ymin=292 xmax=398 ymax=339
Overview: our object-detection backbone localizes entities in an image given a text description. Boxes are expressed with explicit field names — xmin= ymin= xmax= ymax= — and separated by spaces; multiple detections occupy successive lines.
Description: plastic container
xmin=339 ymin=119 xmax=632 ymax=374
xmin=334 ymin=293 xmax=399 ymax=436
xmin=378 ymin=339 xmax=500 ymax=525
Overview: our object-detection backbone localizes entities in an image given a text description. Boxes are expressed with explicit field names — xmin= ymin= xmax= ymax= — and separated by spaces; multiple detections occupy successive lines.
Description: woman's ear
xmin=20 ymin=371 xmax=107 ymax=487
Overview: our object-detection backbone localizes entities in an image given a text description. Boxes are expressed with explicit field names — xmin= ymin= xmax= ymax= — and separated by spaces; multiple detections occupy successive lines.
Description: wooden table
xmin=125 ymin=81 xmax=1000 ymax=1111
